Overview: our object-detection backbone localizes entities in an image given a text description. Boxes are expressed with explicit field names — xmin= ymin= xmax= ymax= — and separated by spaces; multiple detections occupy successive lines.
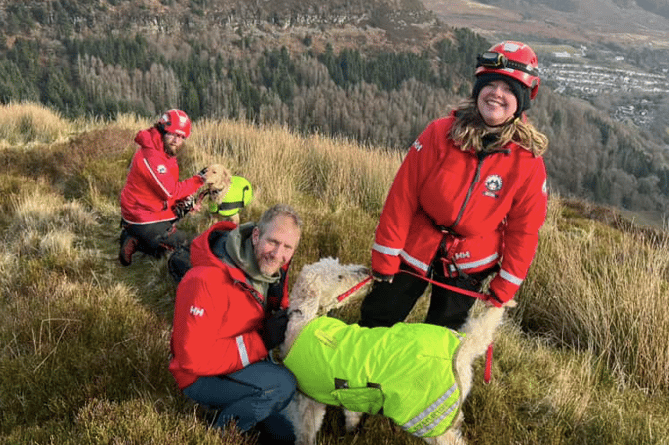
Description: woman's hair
xmin=450 ymin=98 xmax=548 ymax=156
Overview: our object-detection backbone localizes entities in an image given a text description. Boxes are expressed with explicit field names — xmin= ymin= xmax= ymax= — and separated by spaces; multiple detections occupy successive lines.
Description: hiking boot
xmin=119 ymin=232 xmax=139 ymax=266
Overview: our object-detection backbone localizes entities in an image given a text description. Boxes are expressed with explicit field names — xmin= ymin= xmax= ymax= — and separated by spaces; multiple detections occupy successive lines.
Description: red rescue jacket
xmin=372 ymin=113 xmax=547 ymax=303
xmin=169 ymin=221 xmax=290 ymax=390
xmin=120 ymin=127 xmax=203 ymax=224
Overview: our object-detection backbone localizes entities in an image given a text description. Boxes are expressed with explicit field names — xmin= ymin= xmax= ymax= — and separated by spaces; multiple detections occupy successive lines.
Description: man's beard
xmin=257 ymin=255 xmax=281 ymax=277
xmin=164 ymin=144 xmax=178 ymax=157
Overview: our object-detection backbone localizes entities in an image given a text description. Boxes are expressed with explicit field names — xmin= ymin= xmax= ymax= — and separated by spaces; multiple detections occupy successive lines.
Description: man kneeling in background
xmin=118 ymin=109 xmax=222 ymax=266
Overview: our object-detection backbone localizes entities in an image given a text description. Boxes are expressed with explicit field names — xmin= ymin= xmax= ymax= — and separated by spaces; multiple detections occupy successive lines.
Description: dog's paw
xmin=343 ymin=409 xmax=364 ymax=432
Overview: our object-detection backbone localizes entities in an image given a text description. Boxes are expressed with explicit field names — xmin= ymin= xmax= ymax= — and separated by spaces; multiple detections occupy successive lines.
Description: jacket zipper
xmin=452 ymin=154 xmax=485 ymax=228
xmin=451 ymin=149 xmax=508 ymax=229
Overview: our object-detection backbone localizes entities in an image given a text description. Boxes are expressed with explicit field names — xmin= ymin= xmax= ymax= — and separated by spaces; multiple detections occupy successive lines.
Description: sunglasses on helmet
xmin=476 ymin=52 xmax=538 ymax=77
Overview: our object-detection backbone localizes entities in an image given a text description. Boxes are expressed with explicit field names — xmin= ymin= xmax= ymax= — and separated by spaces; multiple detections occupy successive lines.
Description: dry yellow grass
xmin=0 ymin=102 xmax=79 ymax=146
xmin=1 ymin=103 xmax=668 ymax=444
xmin=522 ymin=195 xmax=669 ymax=392
xmin=189 ymin=117 xmax=401 ymax=212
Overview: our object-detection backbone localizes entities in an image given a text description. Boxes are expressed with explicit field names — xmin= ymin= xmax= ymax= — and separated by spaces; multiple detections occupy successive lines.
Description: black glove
xmin=173 ymin=195 xmax=195 ymax=219
xmin=372 ymin=270 xmax=394 ymax=283
xmin=484 ymin=290 xmax=504 ymax=308
xmin=261 ymin=309 xmax=289 ymax=350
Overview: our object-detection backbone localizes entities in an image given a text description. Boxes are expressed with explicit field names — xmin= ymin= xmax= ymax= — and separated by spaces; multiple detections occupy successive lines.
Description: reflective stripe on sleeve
xmin=235 ymin=335 xmax=250 ymax=367
xmin=373 ymin=243 xmax=430 ymax=273
xmin=372 ymin=243 xmax=401 ymax=256
xmin=499 ymin=268 xmax=523 ymax=286
xmin=399 ymin=251 xmax=429 ymax=273
xmin=143 ymin=157 xmax=173 ymax=198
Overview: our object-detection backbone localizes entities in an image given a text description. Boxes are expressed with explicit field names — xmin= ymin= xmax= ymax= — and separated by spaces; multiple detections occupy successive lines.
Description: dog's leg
xmin=423 ymin=428 xmax=467 ymax=445
xmin=421 ymin=412 xmax=466 ymax=445
xmin=290 ymin=393 xmax=327 ymax=445
xmin=343 ymin=409 xmax=363 ymax=432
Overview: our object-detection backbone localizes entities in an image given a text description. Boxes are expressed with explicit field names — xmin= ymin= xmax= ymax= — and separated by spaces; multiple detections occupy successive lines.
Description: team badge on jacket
xmin=157 ymin=165 xmax=167 ymax=174
xmin=483 ymin=175 xmax=502 ymax=198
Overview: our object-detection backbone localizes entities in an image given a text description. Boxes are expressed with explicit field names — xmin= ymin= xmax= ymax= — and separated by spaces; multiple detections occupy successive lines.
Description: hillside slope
xmin=0 ymin=0 xmax=440 ymax=53
xmin=1 ymin=103 xmax=669 ymax=444
xmin=422 ymin=0 xmax=669 ymax=46
xmin=1 ymin=0 xmax=669 ymax=223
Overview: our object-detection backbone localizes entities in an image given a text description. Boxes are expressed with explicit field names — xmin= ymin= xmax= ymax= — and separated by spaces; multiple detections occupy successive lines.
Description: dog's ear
xmin=502 ymin=299 xmax=518 ymax=308
xmin=289 ymin=270 xmax=321 ymax=310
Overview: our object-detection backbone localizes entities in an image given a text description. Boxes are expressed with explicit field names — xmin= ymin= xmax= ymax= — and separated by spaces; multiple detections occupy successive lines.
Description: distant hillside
xmin=1 ymin=0 xmax=669 ymax=223
xmin=0 ymin=0 xmax=437 ymax=52
xmin=421 ymin=0 xmax=669 ymax=47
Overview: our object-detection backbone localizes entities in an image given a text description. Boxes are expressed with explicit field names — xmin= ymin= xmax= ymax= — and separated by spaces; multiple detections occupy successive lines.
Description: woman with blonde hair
xmin=360 ymin=41 xmax=548 ymax=330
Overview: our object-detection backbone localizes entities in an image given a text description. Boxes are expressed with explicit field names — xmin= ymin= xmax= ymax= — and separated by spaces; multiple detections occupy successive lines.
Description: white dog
xmin=280 ymin=257 xmax=514 ymax=445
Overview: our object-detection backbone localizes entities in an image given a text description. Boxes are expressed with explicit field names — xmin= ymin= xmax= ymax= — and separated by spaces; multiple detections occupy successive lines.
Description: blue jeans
xmin=183 ymin=360 xmax=297 ymax=442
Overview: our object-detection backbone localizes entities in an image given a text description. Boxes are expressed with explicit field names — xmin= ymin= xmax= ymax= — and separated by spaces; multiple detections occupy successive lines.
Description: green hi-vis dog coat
xmin=284 ymin=316 xmax=464 ymax=437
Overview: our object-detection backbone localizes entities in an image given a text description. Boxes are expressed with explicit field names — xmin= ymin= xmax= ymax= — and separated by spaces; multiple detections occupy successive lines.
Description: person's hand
xmin=372 ymin=270 xmax=394 ymax=284
xmin=199 ymin=164 xmax=231 ymax=195
xmin=261 ymin=309 xmax=289 ymax=350
xmin=173 ymin=195 xmax=195 ymax=219
xmin=483 ymin=290 xmax=504 ymax=308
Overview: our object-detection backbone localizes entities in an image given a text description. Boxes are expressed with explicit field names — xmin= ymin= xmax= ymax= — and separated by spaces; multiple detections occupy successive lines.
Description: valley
xmin=421 ymin=0 xmax=669 ymax=140
xmin=421 ymin=0 xmax=669 ymax=47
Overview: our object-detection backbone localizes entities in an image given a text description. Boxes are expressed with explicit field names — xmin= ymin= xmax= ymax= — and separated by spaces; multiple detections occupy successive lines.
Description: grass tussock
xmin=1 ymin=103 xmax=669 ymax=444
xmin=520 ymin=196 xmax=669 ymax=392
xmin=188 ymin=118 xmax=399 ymax=214
xmin=0 ymin=102 xmax=71 ymax=146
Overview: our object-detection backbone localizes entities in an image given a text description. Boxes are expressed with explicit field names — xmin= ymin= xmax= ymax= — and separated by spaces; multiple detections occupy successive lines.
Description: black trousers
xmin=123 ymin=220 xmax=191 ymax=258
xmin=359 ymin=261 xmax=494 ymax=331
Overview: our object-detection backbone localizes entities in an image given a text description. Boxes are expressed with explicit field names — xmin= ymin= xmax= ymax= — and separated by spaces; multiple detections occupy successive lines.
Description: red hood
xmin=189 ymin=220 xmax=238 ymax=269
xmin=188 ymin=220 xmax=291 ymax=311
xmin=134 ymin=127 xmax=165 ymax=155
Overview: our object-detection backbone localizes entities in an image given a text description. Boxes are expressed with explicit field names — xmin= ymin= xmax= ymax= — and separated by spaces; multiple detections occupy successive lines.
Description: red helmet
xmin=475 ymin=41 xmax=540 ymax=100
xmin=157 ymin=109 xmax=191 ymax=138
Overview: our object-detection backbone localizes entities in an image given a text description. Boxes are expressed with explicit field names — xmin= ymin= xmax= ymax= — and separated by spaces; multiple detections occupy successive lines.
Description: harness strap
xmin=443 ymin=235 xmax=462 ymax=262
xmin=399 ymin=269 xmax=488 ymax=301
xmin=217 ymin=200 xmax=246 ymax=211
xmin=397 ymin=269 xmax=496 ymax=384
xmin=437 ymin=227 xmax=471 ymax=280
